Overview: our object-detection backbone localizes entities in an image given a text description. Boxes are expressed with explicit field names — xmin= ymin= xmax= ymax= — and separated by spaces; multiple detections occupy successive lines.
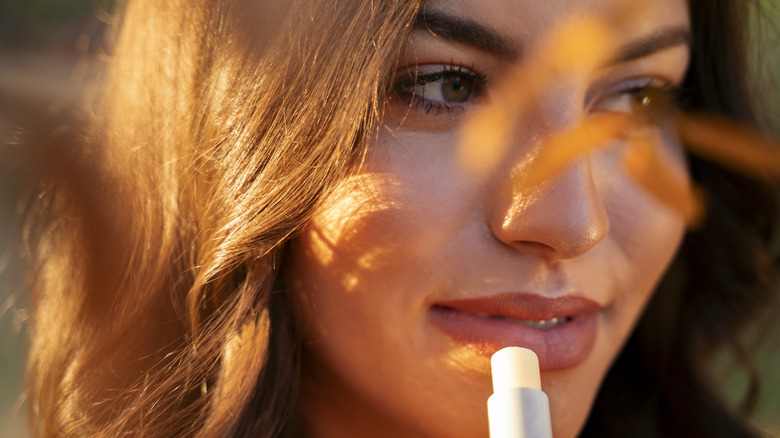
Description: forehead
xmin=423 ymin=0 xmax=690 ymax=49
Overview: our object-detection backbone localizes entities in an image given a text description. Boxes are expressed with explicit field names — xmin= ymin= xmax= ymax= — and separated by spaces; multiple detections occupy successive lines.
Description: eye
xmin=391 ymin=63 xmax=488 ymax=115
xmin=409 ymin=72 xmax=476 ymax=103
xmin=592 ymin=77 xmax=678 ymax=134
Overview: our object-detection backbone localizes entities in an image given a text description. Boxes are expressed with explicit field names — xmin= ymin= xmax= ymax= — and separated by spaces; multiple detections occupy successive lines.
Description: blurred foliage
xmin=755 ymin=0 xmax=780 ymax=132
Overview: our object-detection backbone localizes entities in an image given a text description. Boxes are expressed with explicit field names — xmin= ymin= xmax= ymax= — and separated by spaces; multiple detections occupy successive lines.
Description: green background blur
xmin=0 ymin=1 xmax=778 ymax=437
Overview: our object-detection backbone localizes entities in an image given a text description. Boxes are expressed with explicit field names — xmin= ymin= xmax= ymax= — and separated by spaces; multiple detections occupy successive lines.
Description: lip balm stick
xmin=487 ymin=347 xmax=553 ymax=438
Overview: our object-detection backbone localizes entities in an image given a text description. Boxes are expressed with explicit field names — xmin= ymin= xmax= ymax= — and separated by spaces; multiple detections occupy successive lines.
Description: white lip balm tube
xmin=487 ymin=347 xmax=553 ymax=438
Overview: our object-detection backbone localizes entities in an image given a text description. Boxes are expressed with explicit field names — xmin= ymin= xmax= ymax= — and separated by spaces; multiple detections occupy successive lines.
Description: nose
xmin=488 ymin=156 xmax=610 ymax=260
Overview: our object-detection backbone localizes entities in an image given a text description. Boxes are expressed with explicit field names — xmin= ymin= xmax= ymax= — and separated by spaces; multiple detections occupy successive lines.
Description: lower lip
xmin=429 ymin=306 xmax=598 ymax=371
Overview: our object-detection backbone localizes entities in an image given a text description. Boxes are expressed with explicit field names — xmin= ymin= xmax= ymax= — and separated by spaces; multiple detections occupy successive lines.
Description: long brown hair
xmin=25 ymin=0 xmax=777 ymax=437
xmin=26 ymin=0 xmax=422 ymax=436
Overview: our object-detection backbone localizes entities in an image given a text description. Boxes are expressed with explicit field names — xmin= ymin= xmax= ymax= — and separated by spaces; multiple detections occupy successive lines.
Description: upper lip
xmin=432 ymin=293 xmax=603 ymax=321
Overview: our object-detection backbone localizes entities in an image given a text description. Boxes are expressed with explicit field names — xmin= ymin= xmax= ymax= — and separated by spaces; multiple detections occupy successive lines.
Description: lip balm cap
xmin=491 ymin=347 xmax=542 ymax=392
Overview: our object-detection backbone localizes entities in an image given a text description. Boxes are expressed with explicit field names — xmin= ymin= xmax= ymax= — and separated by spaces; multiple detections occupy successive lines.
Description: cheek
xmin=290 ymin=130 xmax=480 ymax=288
xmin=595 ymin=138 xmax=687 ymax=318
xmin=282 ymin=171 xmax=489 ymax=438
xmin=282 ymin=171 xmax=443 ymax=360
xmin=598 ymin=134 xmax=687 ymax=270
xmin=282 ymin=131 xmax=501 ymax=436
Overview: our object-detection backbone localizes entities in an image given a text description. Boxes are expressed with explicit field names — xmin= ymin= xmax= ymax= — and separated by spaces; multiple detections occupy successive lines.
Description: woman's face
xmin=284 ymin=0 xmax=691 ymax=436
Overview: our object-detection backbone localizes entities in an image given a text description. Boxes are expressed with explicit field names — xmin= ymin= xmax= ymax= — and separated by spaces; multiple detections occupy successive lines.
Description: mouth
xmin=475 ymin=314 xmax=572 ymax=330
xmin=429 ymin=293 xmax=602 ymax=371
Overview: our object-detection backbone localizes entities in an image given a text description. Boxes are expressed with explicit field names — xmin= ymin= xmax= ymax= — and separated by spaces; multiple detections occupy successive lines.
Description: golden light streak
xmin=676 ymin=113 xmax=780 ymax=178
xmin=624 ymin=136 xmax=704 ymax=226
xmin=514 ymin=115 xmax=631 ymax=194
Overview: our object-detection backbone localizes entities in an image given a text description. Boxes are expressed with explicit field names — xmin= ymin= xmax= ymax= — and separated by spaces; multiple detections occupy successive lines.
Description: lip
xmin=429 ymin=293 xmax=602 ymax=371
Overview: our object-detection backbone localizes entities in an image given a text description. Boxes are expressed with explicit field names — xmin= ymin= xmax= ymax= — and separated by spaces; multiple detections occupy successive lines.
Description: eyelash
xmin=616 ymin=77 xmax=676 ymax=104
xmin=391 ymin=61 xmax=489 ymax=116
xmin=390 ymin=63 xmax=682 ymax=132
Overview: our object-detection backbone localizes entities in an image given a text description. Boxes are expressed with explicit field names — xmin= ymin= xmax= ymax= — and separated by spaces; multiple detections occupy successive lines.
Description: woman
xmin=25 ymin=0 xmax=778 ymax=437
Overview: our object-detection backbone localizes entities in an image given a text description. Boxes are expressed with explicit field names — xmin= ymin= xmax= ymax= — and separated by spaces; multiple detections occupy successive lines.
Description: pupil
xmin=632 ymin=90 xmax=651 ymax=109
xmin=441 ymin=75 xmax=472 ymax=102
xmin=631 ymin=87 xmax=671 ymax=123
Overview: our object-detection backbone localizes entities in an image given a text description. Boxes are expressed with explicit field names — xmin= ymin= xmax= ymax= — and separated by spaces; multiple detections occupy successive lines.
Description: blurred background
xmin=0 ymin=1 xmax=778 ymax=437
xmin=1 ymin=1 xmax=109 ymax=436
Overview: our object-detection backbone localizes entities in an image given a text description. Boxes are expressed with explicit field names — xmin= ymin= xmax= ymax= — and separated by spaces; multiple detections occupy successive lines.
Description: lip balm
xmin=487 ymin=347 xmax=553 ymax=438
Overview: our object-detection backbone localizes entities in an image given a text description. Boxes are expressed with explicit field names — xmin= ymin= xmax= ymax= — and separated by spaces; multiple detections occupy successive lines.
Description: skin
xmin=283 ymin=0 xmax=691 ymax=436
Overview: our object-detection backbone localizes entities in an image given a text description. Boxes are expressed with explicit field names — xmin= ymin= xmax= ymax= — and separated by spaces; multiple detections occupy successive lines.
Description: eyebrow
xmin=609 ymin=26 xmax=692 ymax=65
xmin=413 ymin=9 xmax=691 ymax=65
xmin=414 ymin=10 xmax=520 ymax=60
